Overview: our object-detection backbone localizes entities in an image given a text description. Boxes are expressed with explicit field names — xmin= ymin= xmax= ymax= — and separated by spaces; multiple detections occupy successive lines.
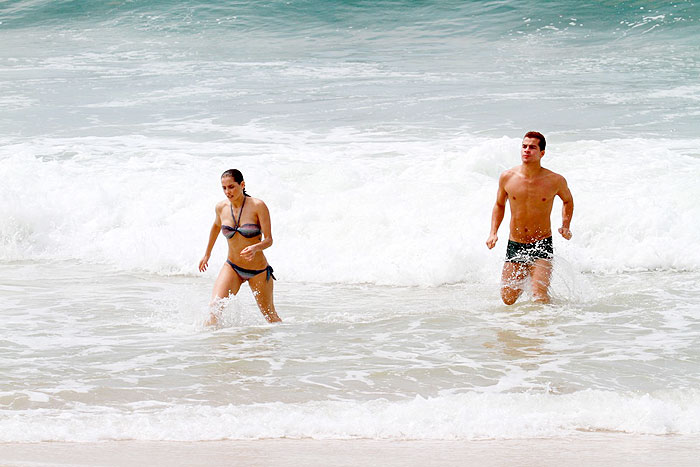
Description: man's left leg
xmin=530 ymin=259 xmax=553 ymax=303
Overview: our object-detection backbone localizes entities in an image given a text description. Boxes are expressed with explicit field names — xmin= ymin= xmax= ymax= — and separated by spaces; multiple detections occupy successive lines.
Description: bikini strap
xmin=230 ymin=196 xmax=247 ymax=229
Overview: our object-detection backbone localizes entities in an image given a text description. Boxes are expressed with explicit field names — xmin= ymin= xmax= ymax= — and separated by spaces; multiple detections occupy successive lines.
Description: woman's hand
xmin=198 ymin=254 xmax=210 ymax=272
xmin=240 ymin=245 xmax=259 ymax=261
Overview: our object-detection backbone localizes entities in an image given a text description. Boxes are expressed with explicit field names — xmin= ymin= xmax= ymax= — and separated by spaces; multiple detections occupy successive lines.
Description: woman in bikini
xmin=199 ymin=169 xmax=281 ymax=324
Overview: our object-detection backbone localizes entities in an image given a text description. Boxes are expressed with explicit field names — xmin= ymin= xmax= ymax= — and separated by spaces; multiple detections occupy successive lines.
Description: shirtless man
xmin=486 ymin=131 xmax=574 ymax=304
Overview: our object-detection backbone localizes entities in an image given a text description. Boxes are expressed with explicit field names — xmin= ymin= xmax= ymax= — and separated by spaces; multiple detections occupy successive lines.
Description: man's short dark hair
xmin=524 ymin=131 xmax=546 ymax=151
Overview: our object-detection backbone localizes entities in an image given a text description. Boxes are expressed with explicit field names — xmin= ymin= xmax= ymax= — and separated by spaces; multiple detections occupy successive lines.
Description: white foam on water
xmin=2 ymin=389 xmax=699 ymax=442
xmin=2 ymin=133 xmax=698 ymax=286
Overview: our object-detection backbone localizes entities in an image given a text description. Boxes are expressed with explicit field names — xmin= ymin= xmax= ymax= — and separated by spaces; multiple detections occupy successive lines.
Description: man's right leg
xmin=500 ymin=261 xmax=528 ymax=305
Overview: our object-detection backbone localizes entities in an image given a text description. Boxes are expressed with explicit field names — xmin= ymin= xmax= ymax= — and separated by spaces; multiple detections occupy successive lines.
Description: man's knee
xmin=502 ymin=296 xmax=517 ymax=305
xmin=501 ymin=287 xmax=520 ymax=305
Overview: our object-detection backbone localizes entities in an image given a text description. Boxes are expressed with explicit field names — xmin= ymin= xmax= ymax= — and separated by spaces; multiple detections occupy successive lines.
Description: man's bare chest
xmin=505 ymin=178 xmax=557 ymax=203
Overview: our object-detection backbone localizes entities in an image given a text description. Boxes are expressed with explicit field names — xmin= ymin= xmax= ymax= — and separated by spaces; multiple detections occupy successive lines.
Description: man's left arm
xmin=557 ymin=177 xmax=573 ymax=240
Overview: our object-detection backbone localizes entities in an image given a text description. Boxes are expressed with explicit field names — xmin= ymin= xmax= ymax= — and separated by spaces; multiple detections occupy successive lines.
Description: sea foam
xmin=2 ymin=389 xmax=699 ymax=442
xmin=2 ymin=133 xmax=699 ymax=285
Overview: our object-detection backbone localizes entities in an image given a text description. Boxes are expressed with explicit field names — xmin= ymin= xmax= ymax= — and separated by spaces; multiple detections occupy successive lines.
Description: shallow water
xmin=2 ymin=261 xmax=699 ymax=440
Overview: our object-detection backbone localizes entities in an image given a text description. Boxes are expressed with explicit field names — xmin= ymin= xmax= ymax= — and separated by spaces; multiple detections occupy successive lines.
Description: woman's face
xmin=221 ymin=175 xmax=244 ymax=200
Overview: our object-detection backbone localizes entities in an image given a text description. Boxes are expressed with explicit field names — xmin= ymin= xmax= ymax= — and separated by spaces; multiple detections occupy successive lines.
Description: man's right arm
xmin=486 ymin=173 xmax=508 ymax=249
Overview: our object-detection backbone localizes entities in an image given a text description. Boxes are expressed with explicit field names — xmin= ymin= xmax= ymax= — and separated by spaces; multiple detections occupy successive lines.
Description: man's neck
xmin=520 ymin=162 xmax=543 ymax=177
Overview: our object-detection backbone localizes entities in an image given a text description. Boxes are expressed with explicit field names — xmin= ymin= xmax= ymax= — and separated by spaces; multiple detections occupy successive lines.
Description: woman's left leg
xmin=248 ymin=272 xmax=281 ymax=323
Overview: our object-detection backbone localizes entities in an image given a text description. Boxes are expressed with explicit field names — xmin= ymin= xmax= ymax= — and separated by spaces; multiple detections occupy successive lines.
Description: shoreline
xmin=1 ymin=435 xmax=699 ymax=467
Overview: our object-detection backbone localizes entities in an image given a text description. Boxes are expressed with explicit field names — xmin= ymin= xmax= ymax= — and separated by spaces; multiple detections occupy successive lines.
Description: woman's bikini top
xmin=221 ymin=197 xmax=262 ymax=239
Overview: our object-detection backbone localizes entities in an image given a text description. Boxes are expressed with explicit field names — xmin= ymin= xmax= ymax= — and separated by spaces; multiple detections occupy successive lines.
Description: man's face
xmin=521 ymin=137 xmax=544 ymax=163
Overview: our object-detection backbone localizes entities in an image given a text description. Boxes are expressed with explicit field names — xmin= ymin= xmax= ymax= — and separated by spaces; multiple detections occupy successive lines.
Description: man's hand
xmin=486 ymin=234 xmax=498 ymax=249
xmin=558 ymin=227 xmax=572 ymax=240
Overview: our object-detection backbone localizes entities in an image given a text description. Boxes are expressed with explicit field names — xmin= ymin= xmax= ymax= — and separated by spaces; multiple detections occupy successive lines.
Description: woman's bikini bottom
xmin=226 ymin=259 xmax=276 ymax=282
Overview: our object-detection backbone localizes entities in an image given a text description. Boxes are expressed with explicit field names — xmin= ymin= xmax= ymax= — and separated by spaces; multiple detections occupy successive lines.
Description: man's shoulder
xmin=539 ymin=169 xmax=570 ymax=193
xmin=500 ymin=167 xmax=520 ymax=180
xmin=542 ymin=168 xmax=567 ymax=182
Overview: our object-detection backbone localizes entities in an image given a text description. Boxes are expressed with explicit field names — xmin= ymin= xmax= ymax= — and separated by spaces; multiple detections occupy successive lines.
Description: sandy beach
xmin=1 ymin=435 xmax=699 ymax=467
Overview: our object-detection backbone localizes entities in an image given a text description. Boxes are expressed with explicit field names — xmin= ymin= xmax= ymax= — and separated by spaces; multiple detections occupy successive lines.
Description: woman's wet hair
xmin=221 ymin=169 xmax=249 ymax=196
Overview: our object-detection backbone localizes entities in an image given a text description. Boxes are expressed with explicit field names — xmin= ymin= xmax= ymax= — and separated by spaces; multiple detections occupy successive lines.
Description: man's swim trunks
xmin=506 ymin=236 xmax=553 ymax=264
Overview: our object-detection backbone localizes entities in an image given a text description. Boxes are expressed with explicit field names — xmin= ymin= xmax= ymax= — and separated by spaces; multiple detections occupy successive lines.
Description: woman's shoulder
xmin=246 ymin=197 xmax=270 ymax=216
xmin=214 ymin=199 xmax=229 ymax=213
xmin=247 ymin=196 xmax=267 ymax=207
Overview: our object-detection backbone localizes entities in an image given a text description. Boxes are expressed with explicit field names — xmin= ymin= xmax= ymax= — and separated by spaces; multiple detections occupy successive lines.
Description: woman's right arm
xmin=199 ymin=204 xmax=222 ymax=272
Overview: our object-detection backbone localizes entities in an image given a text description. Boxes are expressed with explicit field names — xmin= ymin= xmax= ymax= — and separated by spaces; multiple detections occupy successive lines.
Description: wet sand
xmin=1 ymin=435 xmax=699 ymax=467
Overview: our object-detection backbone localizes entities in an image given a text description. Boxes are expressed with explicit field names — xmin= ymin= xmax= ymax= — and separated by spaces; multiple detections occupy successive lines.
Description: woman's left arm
xmin=240 ymin=200 xmax=273 ymax=260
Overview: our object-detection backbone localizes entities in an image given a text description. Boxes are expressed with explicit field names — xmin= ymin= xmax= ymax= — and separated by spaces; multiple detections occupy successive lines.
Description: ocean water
xmin=1 ymin=0 xmax=700 ymax=442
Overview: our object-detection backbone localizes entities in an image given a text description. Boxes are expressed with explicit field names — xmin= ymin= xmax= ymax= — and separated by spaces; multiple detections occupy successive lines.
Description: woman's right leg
xmin=206 ymin=262 xmax=244 ymax=326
